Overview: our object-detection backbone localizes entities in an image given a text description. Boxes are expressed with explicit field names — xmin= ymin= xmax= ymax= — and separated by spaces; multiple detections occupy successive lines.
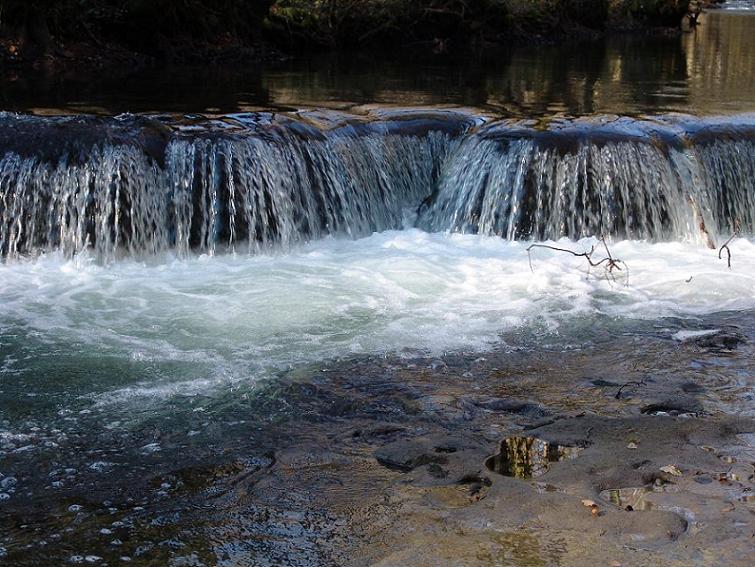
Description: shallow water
xmin=1 ymin=233 xmax=753 ymax=416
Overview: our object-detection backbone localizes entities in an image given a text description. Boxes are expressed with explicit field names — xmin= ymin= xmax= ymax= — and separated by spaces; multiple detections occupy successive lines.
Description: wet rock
xmin=415 ymin=395 xmax=470 ymax=421
xmin=680 ymin=381 xmax=705 ymax=394
xmin=678 ymin=328 xmax=748 ymax=351
xmin=374 ymin=439 xmax=449 ymax=472
xmin=589 ymin=379 xmax=621 ymax=388
xmin=351 ymin=424 xmax=406 ymax=440
xmin=0 ymin=114 xmax=172 ymax=167
xmin=640 ymin=397 xmax=703 ymax=416
xmin=460 ymin=395 xmax=551 ymax=421
xmin=425 ymin=463 xmax=448 ymax=479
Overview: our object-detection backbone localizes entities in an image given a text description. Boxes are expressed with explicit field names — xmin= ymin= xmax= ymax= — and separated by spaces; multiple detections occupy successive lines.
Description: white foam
xmin=1 ymin=231 xmax=754 ymax=401
xmin=722 ymin=1 xmax=755 ymax=11
xmin=672 ymin=329 xmax=721 ymax=341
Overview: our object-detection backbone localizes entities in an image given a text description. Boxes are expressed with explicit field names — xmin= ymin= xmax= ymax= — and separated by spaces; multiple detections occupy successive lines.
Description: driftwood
xmin=718 ymin=233 xmax=737 ymax=269
xmin=615 ymin=376 xmax=649 ymax=400
xmin=527 ymin=237 xmax=629 ymax=285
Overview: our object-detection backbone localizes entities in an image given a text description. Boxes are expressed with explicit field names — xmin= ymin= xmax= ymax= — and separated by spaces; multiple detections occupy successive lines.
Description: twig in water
xmin=527 ymin=237 xmax=629 ymax=285
xmin=615 ymin=377 xmax=648 ymax=400
xmin=718 ymin=233 xmax=737 ymax=269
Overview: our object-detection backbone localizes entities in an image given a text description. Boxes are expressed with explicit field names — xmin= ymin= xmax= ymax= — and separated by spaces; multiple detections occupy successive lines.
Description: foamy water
xmin=1 ymin=230 xmax=754 ymax=404
xmin=722 ymin=1 xmax=755 ymax=10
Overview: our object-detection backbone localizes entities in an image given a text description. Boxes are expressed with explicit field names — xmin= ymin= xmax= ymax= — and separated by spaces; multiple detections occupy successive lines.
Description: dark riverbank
xmin=0 ymin=1 xmax=699 ymax=70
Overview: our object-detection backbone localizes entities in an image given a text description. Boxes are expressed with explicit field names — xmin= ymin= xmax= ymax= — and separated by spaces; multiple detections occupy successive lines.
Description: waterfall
xmin=0 ymin=112 xmax=462 ymax=261
xmin=0 ymin=111 xmax=753 ymax=262
xmin=418 ymin=118 xmax=755 ymax=244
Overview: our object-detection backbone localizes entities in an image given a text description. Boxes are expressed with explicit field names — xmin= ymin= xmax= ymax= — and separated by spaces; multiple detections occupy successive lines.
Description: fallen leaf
xmin=581 ymin=499 xmax=597 ymax=507
xmin=660 ymin=465 xmax=682 ymax=476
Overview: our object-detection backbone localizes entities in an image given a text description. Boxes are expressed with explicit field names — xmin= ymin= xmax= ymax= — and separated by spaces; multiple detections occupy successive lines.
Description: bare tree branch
xmin=718 ymin=232 xmax=738 ymax=270
xmin=527 ymin=237 xmax=629 ymax=285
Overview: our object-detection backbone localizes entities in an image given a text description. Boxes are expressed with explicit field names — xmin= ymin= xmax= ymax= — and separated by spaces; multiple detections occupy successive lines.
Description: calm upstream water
xmin=1 ymin=6 xmax=754 ymax=566
xmin=0 ymin=10 xmax=752 ymax=117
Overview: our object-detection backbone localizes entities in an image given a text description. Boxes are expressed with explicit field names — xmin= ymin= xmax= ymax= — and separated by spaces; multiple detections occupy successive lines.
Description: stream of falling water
xmin=0 ymin=113 xmax=753 ymax=262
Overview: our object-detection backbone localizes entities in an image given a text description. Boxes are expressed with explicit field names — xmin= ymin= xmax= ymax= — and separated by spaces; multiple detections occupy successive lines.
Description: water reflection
xmin=0 ymin=12 xmax=752 ymax=116
xmin=683 ymin=11 xmax=755 ymax=113
xmin=485 ymin=436 xmax=583 ymax=479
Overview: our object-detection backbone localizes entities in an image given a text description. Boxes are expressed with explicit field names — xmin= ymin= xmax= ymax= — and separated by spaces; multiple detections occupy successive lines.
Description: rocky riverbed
xmin=2 ymin=312 xmax=753 ymax=566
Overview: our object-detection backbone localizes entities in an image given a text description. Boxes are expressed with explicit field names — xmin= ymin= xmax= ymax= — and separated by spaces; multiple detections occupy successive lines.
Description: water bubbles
xmin=88 ymin=462 xmax=113 ymax=473
xmin=140 ymin=443 xmax=161 ymax=454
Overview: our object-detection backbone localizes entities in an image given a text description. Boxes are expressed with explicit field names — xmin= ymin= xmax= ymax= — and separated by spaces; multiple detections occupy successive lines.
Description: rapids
xmin=1 ymin=232 xmax=754 ymax=409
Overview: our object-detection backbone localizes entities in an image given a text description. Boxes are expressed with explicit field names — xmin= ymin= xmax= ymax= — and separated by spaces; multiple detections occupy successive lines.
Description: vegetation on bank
xmin=271 ymin=1 xmax=692 ymax=47
xmin=0 ymin=0 xmax=693 ymax=64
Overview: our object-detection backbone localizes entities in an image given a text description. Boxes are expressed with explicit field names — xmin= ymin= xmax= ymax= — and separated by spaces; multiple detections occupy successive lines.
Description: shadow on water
xmin=0 ymin=12 xmax=753 ymax=116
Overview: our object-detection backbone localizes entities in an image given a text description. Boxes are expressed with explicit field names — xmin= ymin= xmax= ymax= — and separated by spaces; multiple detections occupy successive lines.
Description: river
xmin=0 ymin=7 xmax=754 ymax=567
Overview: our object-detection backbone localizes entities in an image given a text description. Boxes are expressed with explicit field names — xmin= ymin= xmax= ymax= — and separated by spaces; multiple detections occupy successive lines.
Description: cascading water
xmin=0 ymin=111 xmax=754 ymax=262
xmin=417 ymin=117 xmax=755 ymax=243
xmin=0 ymin=111 xmax=465 ymax=261
xmin=2 ymin=108 xmax=755 ymax=567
